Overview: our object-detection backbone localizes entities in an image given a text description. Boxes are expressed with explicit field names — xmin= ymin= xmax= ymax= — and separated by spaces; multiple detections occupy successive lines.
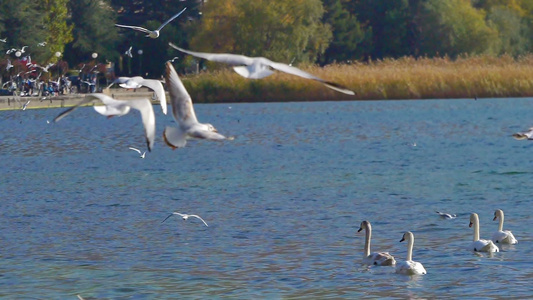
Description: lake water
xmin=1 ymin=98 xmax=532 ymax=299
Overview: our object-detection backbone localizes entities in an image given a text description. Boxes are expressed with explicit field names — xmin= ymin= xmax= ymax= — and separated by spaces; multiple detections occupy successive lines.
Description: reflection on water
xmin=0 ymin=98 xmax=532 ymax=298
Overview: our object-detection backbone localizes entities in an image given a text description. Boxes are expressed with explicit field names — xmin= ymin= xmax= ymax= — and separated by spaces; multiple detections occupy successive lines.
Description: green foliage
xmin=189 ymin=0 xmax=332 ymax=64
xmin=0 ymin=1 xmax=46 ymax=57
xmin=419 ymin=0 xmax=499 ymax=57
xmin=487 ymin=6 xmax=530 ymax=55
xmin=321 ymin=0 xmax=366 ymax=64
xmin=65 ymin=0 xmax=121 ymax=65
xmin=40 ymin=0 xmax=73 ymax=63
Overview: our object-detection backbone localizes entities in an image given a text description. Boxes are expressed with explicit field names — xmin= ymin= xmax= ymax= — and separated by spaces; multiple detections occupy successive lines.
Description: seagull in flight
xmin=5 ymin=59 xmax=13 ymax=71
xmin=124 ymin=46 xmax=133 ymax=58
xmin=115 ymin=7 xmax=187 ymax=39
xmin=108 ymin=76 xmax=167 ymax=114
xmin=37 ymin=41 xmax=47 ymax=47
xmin=129 ymin=146 xmax=146 ymax=158
xmin=512 ymin=127 xmax=533 ymax=140
xmin=163 ymin=61 xmax=231 ymax=150
xmin=435 ymin=211 xmax=456 ymax=219
xmin=22 ymin=100 xmax=31 ymax=110
xmin=0 ymin=38 xmax=6 ymax=43
xmin=162 ymin=212 xmax=209 ymax=227
xmin=53 ymin=93 xmax=156 ymax=152
xmin=169 ymin=43 xmax=355 ymax=95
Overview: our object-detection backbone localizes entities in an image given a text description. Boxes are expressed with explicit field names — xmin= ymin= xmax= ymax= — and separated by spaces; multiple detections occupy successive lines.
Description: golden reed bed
xmin=181 ymin=54 xmax=533 ymax=102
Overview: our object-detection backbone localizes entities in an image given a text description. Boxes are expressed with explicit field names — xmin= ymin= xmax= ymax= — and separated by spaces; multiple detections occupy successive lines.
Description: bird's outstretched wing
xmin=157 ymin=7 xmax=187 ymax=31
xmin=129 ymin=147 xmax=142 ymax=154
xmin=115 ymin=24 xmax=151 ymax=34
xmin=190 ymin=215 xmax=209 ymax=227
xmin=169 ymin=43 xmax=255 ymax=65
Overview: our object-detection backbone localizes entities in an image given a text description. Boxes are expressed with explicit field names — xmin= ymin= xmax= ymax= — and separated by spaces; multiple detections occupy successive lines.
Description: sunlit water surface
xmin=1 ymin=98 xmax=532 ymax=299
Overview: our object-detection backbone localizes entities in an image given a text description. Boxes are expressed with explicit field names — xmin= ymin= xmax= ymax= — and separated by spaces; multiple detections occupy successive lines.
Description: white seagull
xmin=37 ymin=41 xmax=47 ymax=47
xmin=53 ymin=93 xmax=156 ymax=152
xmin=6 ymin=59 xmax=13 ymax=71
xmin=22 ymin=100 xmax=31 ymax=110
xmin=129 ymin=146 xmax=146 ymax=158
xmin=163 ymin=61 xmax=230 ymax=150
xmin=115 ymin=7 xmax=187 ymax=39
xmin=107 ymin=76 xmax=167 ymax=114
xmin=0 ymin=38 xmax=6 ymax=43
xmin=161 ymin=212 xmax=209 ymax=227
xmin=436 ymin=211 xmax=456 ymax=219
xmin=169 ymin=43 xmax=355 ymax=95
xmin=512 ymin=127 xmax=533 ymax=140
xmin=124 ymin=46 xmax=133 ymax=58
xmin=20 ymin=46 xmax=28 ymax=53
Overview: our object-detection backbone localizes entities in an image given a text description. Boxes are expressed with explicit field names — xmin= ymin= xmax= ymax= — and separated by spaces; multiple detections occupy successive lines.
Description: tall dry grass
xmin=180 ymin=54 xmax=533 ymax=102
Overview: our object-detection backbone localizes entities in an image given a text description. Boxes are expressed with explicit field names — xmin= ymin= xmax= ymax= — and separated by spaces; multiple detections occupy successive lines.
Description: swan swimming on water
xmin=396 ymin=231 xmax=427 ymax=275
xmin=357 ymin=220 xmax=396 ymax=266
xmin=469 ymin=213 xmax=499 ymax=253
xmin=491 ymin=209 xmax=518 ymax=244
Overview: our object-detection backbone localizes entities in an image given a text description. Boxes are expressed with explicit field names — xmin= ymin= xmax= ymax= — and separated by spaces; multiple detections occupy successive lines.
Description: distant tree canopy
xmin=0 ymin=0 xmax=532 ymax=79
xmin=187 ymin=0 xmax=332 ymax=65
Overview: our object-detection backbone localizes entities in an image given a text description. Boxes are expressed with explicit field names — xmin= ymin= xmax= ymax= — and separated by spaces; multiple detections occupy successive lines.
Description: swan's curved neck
xmin=497 ymin=211 xmax=504 ymax=231
xmin=363 ymin=223 xmax=371 ymax=257
xmin=406 ymin=234 xmax=414 ymax=261
xmin=473 ymin=214 xmax=480 ymax=241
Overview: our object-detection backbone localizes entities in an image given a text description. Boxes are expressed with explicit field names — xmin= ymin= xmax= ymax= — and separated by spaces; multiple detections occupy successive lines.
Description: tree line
xmin=0 ymin=0 xmax=531 ymax=79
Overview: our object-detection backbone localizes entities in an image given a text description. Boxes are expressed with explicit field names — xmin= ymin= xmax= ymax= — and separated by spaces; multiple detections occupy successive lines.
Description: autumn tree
xmin=188 ymin=0 xmax=332 ymax=65
xmin=418 ymin=0 xmax=498 ymax=57
xmin=39 ymin=0 xmax=73 ymax=63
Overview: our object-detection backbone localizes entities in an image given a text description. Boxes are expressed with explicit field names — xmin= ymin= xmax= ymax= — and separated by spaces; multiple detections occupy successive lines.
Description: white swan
xmin=469 ymin=213 xmax=499 ymax=252
xmin=491 ymin=209 xmax=518 ymax=244
xmin=357 ymin=221 xmax=396 ymax=266
xmin=396 ymin=231 xmax=426 ymax=275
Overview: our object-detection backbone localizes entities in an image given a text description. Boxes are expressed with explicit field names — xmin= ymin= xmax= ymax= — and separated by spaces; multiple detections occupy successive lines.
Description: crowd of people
xmin=1 ymin=73 xmax=98 ymax=97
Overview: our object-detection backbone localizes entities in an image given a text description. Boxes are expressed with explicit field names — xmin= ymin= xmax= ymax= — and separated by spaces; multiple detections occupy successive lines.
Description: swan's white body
xmin=469 ymin=213 xmax=499 ymax=252
xmin=396 ymin=232 xmax=426 ymax=275
xmin=115 ymin=7 xmax=187 ymax=39
xmin=54 ymin=94 xmax=155 ymax=152
xmin=108 ymin=76 xmax=167 ymax=115
xmin=491 ymin=209 xmax=518 ymax=244
xmin=358 ymin=221 xmax=396 ymax=266
xmin=162 ymin=61 xmax=229 ymax=149
xmin=169 ymin=43 xmax=355 ymax=95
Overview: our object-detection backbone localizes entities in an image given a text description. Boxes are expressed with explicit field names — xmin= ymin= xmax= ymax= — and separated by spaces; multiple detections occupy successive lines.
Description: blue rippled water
xmin=1 ymin=98 xmax=532 ymax=298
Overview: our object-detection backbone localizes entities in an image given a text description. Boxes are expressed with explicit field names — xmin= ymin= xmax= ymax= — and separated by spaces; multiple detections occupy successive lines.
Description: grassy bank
xmin=181 ymin=54 xmax=533 ymax=102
